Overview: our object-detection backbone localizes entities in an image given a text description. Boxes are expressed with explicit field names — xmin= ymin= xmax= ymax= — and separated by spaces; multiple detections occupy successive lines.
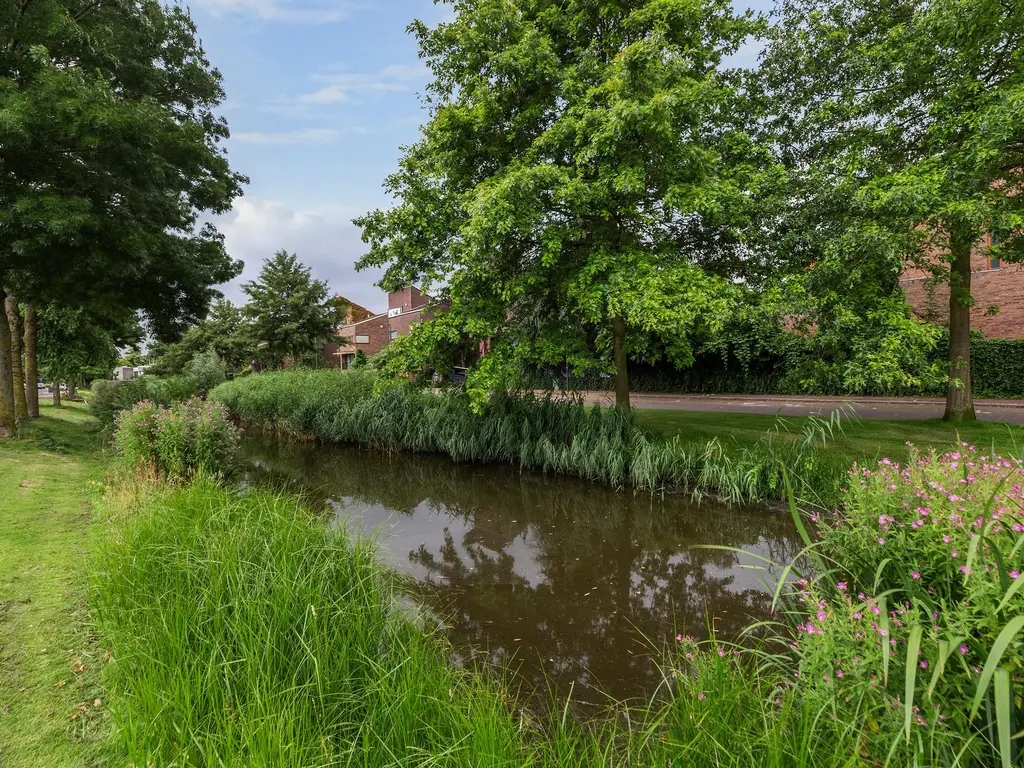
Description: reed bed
xmin=210 ymin=369 xmax=849 ymax=503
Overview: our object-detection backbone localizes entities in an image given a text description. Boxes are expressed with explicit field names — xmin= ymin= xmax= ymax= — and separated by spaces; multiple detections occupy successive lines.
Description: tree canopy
xmin=356 ymin=0 xmax=778 ymax=408
xmin=0 ymin=0 xmax=245 ymax=429
xmin=761 ymin=0 xmax=1024 ymax=420
xmin=242 ymin=251 xmax=341 ymax=368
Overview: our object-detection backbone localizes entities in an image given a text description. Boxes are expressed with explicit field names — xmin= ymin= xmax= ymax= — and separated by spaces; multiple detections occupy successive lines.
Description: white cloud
xmin=301 ymin=63 xmax=430 ymax=104
xmin=191 ymin=0 xmax=363 ymax=23
xmin=231 ymin=127 xmax=367 ymax=145
xmin=214 ymin=198 xmax=387 ymax=312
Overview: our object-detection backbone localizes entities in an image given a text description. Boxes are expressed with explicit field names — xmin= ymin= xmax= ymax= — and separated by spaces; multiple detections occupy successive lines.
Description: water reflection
xmin=241 ymin=434 xmax=800 ymax=702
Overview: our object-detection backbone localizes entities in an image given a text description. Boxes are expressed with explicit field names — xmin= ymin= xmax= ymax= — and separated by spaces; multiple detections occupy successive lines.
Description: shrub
xmin=113 ymin=398 xmax=238 ymax=479
xmin=89 ymin=375 xmax=200 ymax=428
xmin=184 ymin=348 xmax=226 ymax=395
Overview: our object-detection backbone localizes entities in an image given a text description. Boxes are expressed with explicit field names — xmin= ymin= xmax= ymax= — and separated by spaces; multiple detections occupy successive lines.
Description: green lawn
xmin=0 ymin=403 xmax=109 ymax=767
xmin=637 ymin=408 xmax=1024 ymax=462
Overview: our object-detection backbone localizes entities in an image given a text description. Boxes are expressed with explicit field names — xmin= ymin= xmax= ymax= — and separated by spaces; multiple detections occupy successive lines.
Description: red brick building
xmin=324 ymin=286 xmax=441 ymax=369
xmin=901 ymin=234 xmax=1024 ymax=340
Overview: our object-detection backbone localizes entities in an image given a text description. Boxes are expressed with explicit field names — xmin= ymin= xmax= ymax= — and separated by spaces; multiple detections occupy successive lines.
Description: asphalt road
xmin=577 ymin=392 xmax=1024 ymax=424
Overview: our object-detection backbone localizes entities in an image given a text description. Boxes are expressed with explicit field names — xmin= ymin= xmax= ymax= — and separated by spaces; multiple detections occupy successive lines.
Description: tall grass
xmin=210 ymin=370 xmax=849 ymax=503
xmin=91 ymin=481 xmax=531 ymax=766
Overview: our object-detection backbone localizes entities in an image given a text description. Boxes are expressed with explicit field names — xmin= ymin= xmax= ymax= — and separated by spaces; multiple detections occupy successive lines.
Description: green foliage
xmin=36 ymin=305 xmax=119 ymax=385
xmin=88 ymin=377 xmax=199 ymax=429
xmin=349 ymin=349 xmax=368 ymax=370
xmin=761 ymin=0 xmax=1024 ymax=417
xmin=767 ymin=447 xmax=1024 ymax=765
xmin=0 ymin=0 xmax=245 ymax=339
xmin=112 ymin=399 xmax=237 ymax=480
xmin=184 ymin=348 xmax=226 ymax=396
xmin=148 ymin=299 xmax=254 ymax=375
xmin=952 ymin=339 xmax=1024 ymax=400
xmin=542 ymin=336 xmax=1024 ymax=399
xmin=211 ymin=369 xmax=850 ymax=503
xmin=242 ymin=251 xmax=339 ymax=369
xmin=355 ymin=0 xmax=779 ymax=401
xmin=91 ymin=481 xmax=530 ymax=766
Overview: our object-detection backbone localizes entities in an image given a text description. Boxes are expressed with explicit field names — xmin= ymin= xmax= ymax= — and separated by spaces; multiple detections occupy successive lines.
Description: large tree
xmin=356 ymin=0 xmax=776 ymax=408
xmin=0 ymin=0 xmax=245 ymax=429
xmin=762 ymin=0 xmax=1024 ymax=421
xmin=242 ymin=251 xmax=340 ymax=368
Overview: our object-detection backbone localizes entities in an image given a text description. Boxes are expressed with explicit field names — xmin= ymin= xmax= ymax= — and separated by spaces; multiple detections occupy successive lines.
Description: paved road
xmin=576 ymin=392 xmax=1024 ymax=424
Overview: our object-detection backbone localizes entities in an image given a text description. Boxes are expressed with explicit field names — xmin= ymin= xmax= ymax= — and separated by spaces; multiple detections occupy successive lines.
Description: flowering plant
xmin=114 ymin=398 xmax=238 ymax=480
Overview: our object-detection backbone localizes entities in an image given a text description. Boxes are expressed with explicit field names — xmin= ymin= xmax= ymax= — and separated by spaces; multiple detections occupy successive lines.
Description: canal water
xmin=241 ymin=433 xmax=801 ymax=704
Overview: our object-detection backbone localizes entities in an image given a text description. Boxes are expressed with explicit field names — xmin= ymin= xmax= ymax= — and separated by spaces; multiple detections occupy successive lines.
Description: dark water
xmin=241 ymin=433 xmax=801 ymax=703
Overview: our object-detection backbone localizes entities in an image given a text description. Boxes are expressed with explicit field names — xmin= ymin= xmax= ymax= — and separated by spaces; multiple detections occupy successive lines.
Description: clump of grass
xmin=210 ymin=370 xmax=849 ymax=503
xmin=90 ymin=480 xmax=534 ymax=766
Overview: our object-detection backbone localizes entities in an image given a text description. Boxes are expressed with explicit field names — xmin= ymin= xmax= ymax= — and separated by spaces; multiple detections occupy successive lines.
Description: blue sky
xmin=200 ymin=0 xmax=773 ymax=312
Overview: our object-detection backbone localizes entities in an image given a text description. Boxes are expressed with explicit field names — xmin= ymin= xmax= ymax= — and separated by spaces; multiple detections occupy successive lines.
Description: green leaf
xmin=970 ymin=615 xmax=1024 ymax=720
xmin=904 ymin=624 xmax=923 ymax=743
xmin=926 ymin=637 xmax=964 ymax=700
xmin=995 ymin=573 xmax=1024 ymax=614
xmin=995 ymin=669 xmax=1012 ymax=768
xmin=879 ymin=595 xmax=890 ymax=687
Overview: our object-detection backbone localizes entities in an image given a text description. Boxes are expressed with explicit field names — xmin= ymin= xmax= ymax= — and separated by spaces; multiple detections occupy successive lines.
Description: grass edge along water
xmin=209 ymin=369 xmax=852 ymax=504
xmin=91 ymin=477 xmax=884 ymax=767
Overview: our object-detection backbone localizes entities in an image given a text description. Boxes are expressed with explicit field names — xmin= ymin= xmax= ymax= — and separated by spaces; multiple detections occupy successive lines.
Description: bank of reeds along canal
xmin=89 ymin=375 xmax=1024 ymax=766
xmin=210 ymin=368 xmax=854 ymax=505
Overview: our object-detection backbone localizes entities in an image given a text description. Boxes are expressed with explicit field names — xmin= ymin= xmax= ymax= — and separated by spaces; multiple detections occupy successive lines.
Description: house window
xmin=989 ymin=230 xmax=1002 ymax=270
xmin=389 ymin=330 xmax=398 ymax=340
xmin=355 ymin=335 xmax=370 ymax=344
xmin=341 ymin=353 xmax=354 ymax=370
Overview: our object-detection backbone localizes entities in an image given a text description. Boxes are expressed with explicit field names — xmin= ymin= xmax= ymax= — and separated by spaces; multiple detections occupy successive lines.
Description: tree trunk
xmin=943 ymin=228 xmax=976 ymax=422
xmin=68 ymin=381 xmax=77 ymax=399
xmin=5 ymin=297 xmax=28 ymax=422
xmin=52 ymin=381 xmax=61 ymax=407
xmin=0 ymin=287 xmax=16 ymax=434
xmin=611 ymin=314 xmax=630 ymax=410
xmin=24 ymin=304 xmax=38 ymax=418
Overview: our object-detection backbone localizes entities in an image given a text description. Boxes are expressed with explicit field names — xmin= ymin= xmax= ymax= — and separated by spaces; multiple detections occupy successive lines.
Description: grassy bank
xmin=0 ymin=404 xmax=109 ymax=766
xmin=210 ymin=370 xmax=856 ymax=504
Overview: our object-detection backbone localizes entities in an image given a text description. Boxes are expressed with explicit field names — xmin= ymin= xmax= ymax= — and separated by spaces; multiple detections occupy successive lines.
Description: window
xmin=389 ymin=330 xmax=398 ymax=340
xmin=355 ymin=334 xmax=370 ymax=344
xmin=989 ymin=231 xmax=1002 ymax=270
xmin=341 ymin=354 xmax=354 ymax=370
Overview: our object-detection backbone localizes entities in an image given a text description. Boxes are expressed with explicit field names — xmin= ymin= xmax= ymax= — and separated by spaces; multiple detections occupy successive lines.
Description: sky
xmin=198 ymin=0 xmax=773 ymax=314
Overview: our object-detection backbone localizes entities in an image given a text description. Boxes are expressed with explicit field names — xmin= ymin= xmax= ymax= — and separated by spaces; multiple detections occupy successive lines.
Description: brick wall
xmin=387 ymin=286 xmax=429 ymax=313
xmin=902 ymin=266 xmax=1024 ymax=339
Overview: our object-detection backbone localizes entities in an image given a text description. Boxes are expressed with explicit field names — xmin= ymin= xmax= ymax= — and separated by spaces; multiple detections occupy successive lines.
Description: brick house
xmin=324 ymin=286 xmax=442 ymax=369
xmin=901 ymin=233 xmax=1024 ymax=340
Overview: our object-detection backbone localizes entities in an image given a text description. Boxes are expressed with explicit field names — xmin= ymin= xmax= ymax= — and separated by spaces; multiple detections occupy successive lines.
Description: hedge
xmin=528 ymin=338 xmax=1024 ymax=399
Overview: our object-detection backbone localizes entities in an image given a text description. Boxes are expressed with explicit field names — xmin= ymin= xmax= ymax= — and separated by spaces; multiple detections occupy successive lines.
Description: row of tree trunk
xmin=0 ymin=288 xmax=41 ymax=434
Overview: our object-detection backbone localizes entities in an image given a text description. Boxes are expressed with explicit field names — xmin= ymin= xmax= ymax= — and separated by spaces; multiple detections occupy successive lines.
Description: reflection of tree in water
xmin=241 ymin=434 xmax=800 ymax=701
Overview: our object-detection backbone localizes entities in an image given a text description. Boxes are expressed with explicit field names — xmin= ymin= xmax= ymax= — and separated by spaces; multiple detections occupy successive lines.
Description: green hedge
xmin=533 ymin=339 xmax=1024 ymax=399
